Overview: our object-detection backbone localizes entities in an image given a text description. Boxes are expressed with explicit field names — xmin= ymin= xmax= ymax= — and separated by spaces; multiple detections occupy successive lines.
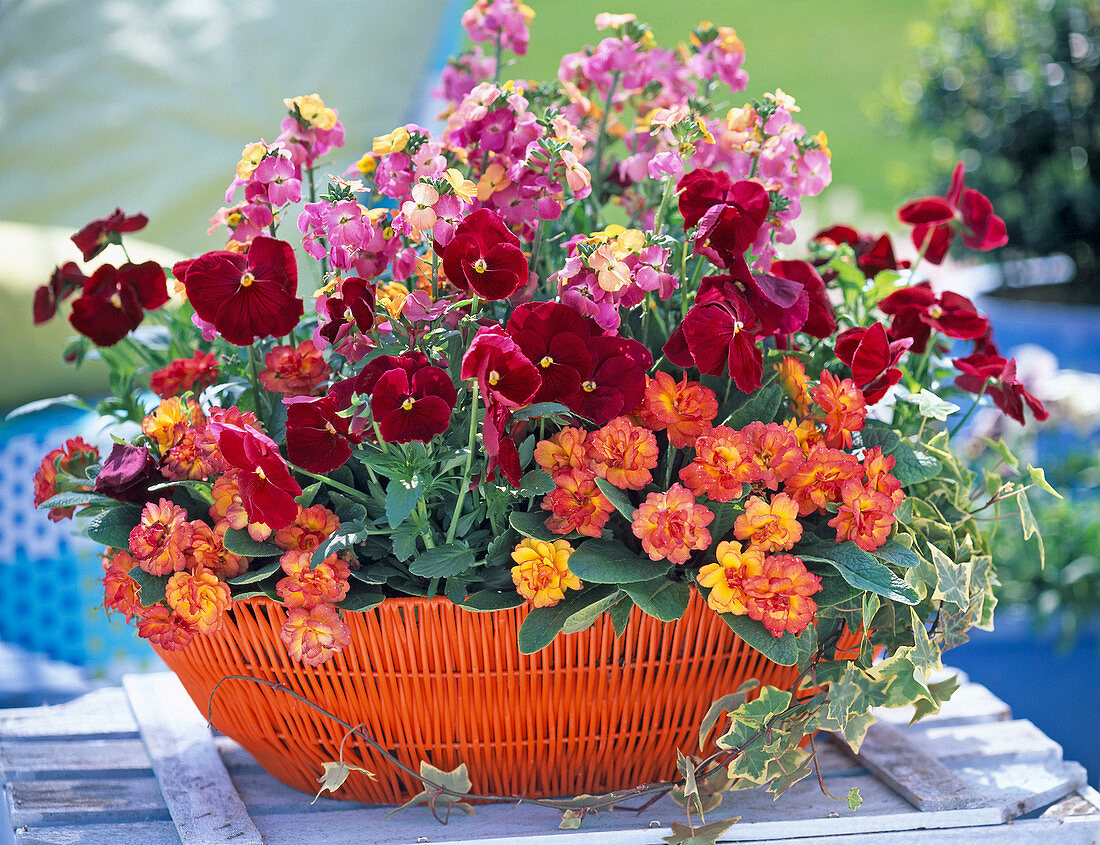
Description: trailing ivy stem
xmin=289 ymin=463 xmax=372 ymax=505
xmin=949 ymin=378 xmax=989 ymax=439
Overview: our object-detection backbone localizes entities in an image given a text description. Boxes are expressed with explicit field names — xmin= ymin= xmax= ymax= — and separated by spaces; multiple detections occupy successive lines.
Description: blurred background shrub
xmin=894 ymin=0 xmax=1100 ymax=297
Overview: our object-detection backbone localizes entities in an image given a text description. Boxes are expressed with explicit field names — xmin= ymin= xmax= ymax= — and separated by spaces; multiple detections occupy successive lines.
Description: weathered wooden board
xmin=1 ymin=670 xmax=1096 ymax=845
xmin=123 ymin=673 xmax=263 ymax=845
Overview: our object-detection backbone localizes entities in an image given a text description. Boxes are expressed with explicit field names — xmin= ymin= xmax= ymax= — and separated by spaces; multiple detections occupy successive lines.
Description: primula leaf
xmin=857 ymin=423 xmax=941 ymax=487
xmin=227 ymin=558 xmax=281 ymax=585
xmin=621 ymin=577 xmax=690 ymax=621
xmin=509 ymin=510 xmax=580 ymax=541
xmin=222 ymin=527 xmax=282 ymax=558
xmin=724 ymin=381 xmax=783 ymax=429
xmin=518 ymin=468 xmax=555 ymax=497
xmin=337 ymin=587 xmax=385 ymax=612
xmin=871 ymin=538 xmax=920 ymax=569
xmin=717 ymin=613 xmax=801 ymax=666
xmin=385 ymin=477 xmax=422 ymax=527
xmin=567 ymin=538 xmax=668 ymax=583
xmin=609 ymin=596 xmax=632 ymax=637
xmin=313 ymin=760 xmax=377 ymax=804
xmin=39 ymin=491 xmax=114 ymax=509
xmin=455 ymin=590 xmax=527 ymax=612
xmin=798 ymin=539 xmax=920 ymax=605
xmin=408 ymin=543 xmax=477 ymax=578
xmin=5 ymin=393 xmax=91 ymax=420
xmin=128 ymin=566 xmax=170 ymax=607
xmin=517 ymin=585 xmax=617 ymax=654
xmin=562 ymin=589 xmax=623 ymax=634
xmin=594 ymin=477 xmax=637 ymax=521
xmin=85 ymin=504 xmax=142 ymax=549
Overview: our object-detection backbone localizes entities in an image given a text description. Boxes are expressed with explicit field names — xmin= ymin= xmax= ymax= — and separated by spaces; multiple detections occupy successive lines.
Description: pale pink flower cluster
xmin=460 ymin=0 xmax=533 ymax=56
xmin=297 ymin=200 xmax=402 ymax=280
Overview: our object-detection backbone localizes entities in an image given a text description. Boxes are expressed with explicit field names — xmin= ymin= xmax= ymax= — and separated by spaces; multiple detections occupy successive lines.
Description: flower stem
xmin=247 ymin=344 xmax=270 ymax=427
xmin=289 ymin=463 xmax=373 ymax=505
xmin=949 ymin=378 xmax=989 ymax=440
xmin=590 ymin=70 xmax=622 ymax=220
xmin=417 ymin=499 xmax=436 ymax=550
xmin=307 ymin=165 xmax=329 ymax=280
xmin=651 ymin=174 xmax=677 ymax=235
xmin=445 ymin=379 xmax=481 ymax=544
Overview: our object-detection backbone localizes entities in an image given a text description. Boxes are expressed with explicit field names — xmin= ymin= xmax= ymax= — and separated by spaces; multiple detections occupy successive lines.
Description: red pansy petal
xmin=121 ymin=261 xmax=169 ymax=310
xmin=214 ymin=279 xmax=305 ymax=345
xmin=379 ymin=395 xmax=453 ymax=443
xmin=898 ymin=196 xmax=954 ymax=226
xmin=69 ymin=297 xmax=138 ymax=346
xmin=727 ymin=331 xmax=764 ymax=394
xmin=180 ymin=252 xmax=247 ymax=322
xmin=246 ymin=236 xmax=299 ymax=294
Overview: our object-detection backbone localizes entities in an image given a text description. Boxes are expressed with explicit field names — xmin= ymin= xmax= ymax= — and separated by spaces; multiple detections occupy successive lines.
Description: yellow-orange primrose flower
xmin=631 ymin=483 xmax=714 ymax=565
xmin=165 ymin=567 xmax=231 ymax=635
xmin=696 ymin=541 xmax=766 ymax=617
xmin=733 ymin=494 xmax=803 ymax=553
xmin=510 ymin=538 xmax=582 ymax=608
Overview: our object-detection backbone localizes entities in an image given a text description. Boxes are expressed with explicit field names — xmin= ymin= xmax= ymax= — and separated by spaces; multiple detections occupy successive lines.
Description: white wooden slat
xmin=874 ymin=682 xmax=1011 ymax=729
xmin=14 ymin=820 xmax=182 ymax=845
xmin=915 ymin=719 xmax=1064 ymax=765
xmin=841 ymin=721 xmax=987 ymax=812
xmin=948 ymin=758 xmax=1089 ymax=819
xmin=8 ymin=776 xmax=170 ymax=826
xmin=0 ymin=689 xmax=139 ymax=740
xmin=123 ymin=673 xmax=262 ymax=845
xmin=0 ymin=738 xmax=152 ymax=780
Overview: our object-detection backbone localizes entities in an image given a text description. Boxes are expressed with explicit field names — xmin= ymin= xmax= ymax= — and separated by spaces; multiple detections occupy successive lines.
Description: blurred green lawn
xmin=510 ymin=0 xmax=935 ymax=220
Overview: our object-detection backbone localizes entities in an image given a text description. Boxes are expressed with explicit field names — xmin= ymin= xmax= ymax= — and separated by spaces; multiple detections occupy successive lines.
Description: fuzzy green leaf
xmin=222 ymin=528 xmax=282 ymax=558
xmin=128 ymin=566 xmax=170 ymax=607
xmin=385 ymin=477 xmax=422 ymax=527
xmin=85 ymin=504 xmax=142 ymax=549
xmin=621 ymin=577 xmax=690 ymax=621
xmin=455 ymin=590 xmax=527 ymax=612
xmin=717 ymin=613 xmax=801 ymax=666
xmin=594 ymin=477 xmax=637 ymax=521
xmin=518 ymin=468 xmax=556 ymax=497
xmin=227 ymin=558 xmax=281 ymax=585
xmin=517 ymin=585 xmax=617 ymax=654
xmin=567 ymin=538 xmax=668 ymax=583
xmin=725 ymin=382 xmax=783 ymax=429
xmin=798 ymin=540 xmax=919 ymax=605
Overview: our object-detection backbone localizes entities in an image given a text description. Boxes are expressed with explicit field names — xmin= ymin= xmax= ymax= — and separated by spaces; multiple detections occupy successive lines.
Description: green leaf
xmin=509 ymin=510 xmax=569 ymax=541
xmin=391 ymin=521 xmax=420 ymax=562
xmin=798 ymin=540 xmax=919 ymax=605
xmin=871 ymin=539 xmax=920 ymax=569
xmin=898 ymin=389 xmax=960 ymax=422
xmin=85 ymin=504 xmax=142 ymax=549
xmin=5 ymin=393 xmax=90 ymax=420
xmin=661 ymin=817 xmax=740 ymax=845
xmin=567 ymin=538 xmax=668 ymax=583
xmin=609 ymin=597 xmax=632 ymax=637
xmin=337 ymin=588 xmax=385 ymax=612
xmin=1026 ymin=464 xmax=1061 ymax=499
xmin=408 ymin=543 xmax=476 ymax=578
xmin=313 ymin=760 xmax=377 ymax=803
xmin=386 ymin=762 xmax=473 ymax=818
xmin=813 ymin=573 xmax=863 ymax=607
xmin=718 ymin=613 xmax=801 ymax=666
xmin=847 ymin=786 xmax=863 ymax=811
xmin=385 ymin=477 xmax=422 ymax=527
xmin=39 ymin=490 xmax=114 ymax=509
xmin=725 ymin=382 xmax=783 ymax=429
xmin=562 ymin=590 xmax=622 ymax=634
xmin=312 ymin=521 xmax=370 ymax=566
xmin=508 ymin=401 xmax=588 ymax=424
xmin=456 ymin=590 xmax=527 ymax=612
xmin=128 ymin=566 xmax=170 ymax=607
xmin=297 ymin=481 xmax=322 ymax=507
xmin=518 ymin=468 xmax=555 ymax=497
xmin=222 ymin=528 xmax=282 ymax=558
xmin=1017 ymin=488 xmax=1045 ymax=567
xmin=857 ymin=424 xmax=941 ymax=487
xmin=517 ymin=585 xmax=616 ymax=654
xmin=559 ymin=809 xmax=584 ymax=830
xmin=929 ymin=544 xmax=971 ymax=607
xmin=698 ymin=680 xmax=760 ymax=750
xmin=227 ymin=558 xmax=281 ymax=585
xmin=621 ymin=577 xmax=690 ymax=622
xmin=705 ymin=500 xmax=745 ymax=552
xmin=594 ymin=477 xmax=636 ymax=521
xmin=980 ymin=436 xmax=1019 ymax=471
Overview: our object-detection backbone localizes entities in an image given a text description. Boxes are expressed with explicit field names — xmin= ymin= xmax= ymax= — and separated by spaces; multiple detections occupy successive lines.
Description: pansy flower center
xmin=488 ymin=370 xmax=501 ymax=386
xmin=539 ymin=356 xmax=554 ymax=368
xmin=255 ymin=466 xmax=267 ymax=480
xmin=401 ymin=397 xmax=416 ymax=411
xmin=928 ymin=304 xmax=943 ymax=319
xmin=240 ymin=272 xmax=256 ymax=288
xmin=733 ymin=320 xmax=744 ymax=334
xmin=472 ymin=258 xmax=488 ymax=274
xmin=581 ymin=380 xmax=598 ymax=393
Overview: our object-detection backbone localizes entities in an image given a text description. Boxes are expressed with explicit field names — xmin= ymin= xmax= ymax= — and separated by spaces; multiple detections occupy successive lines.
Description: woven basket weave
xmin=156 ymin=589 xmax=839 ymax=804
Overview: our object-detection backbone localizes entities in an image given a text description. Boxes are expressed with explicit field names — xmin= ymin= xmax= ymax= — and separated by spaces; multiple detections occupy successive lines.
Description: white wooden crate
xmin=1 ymin=670 xmax=1097 ymax=844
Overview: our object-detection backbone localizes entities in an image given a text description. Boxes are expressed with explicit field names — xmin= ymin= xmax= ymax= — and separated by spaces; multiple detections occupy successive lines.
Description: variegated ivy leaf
xmin=847 ymin=786 xmax=864 ymax=811
xmin=906 ymin=607 xmax=944 ymax=677
xmin=899 ymin=388 xmax=960 ymax=422
xmin=313 ymin=760 xmax=377 ymax=803
xmin=1027 ymin=464 xmax=1062 ymax=499
xmin=387 ymin=761 xmax=474 ymax=819
xmin=929 ymin=544 xmax=971 ymax=607
xmin=661 ymin=817 xmax=741 ymax=845
xmin=559 ymin=809 xmax=584 ymax=830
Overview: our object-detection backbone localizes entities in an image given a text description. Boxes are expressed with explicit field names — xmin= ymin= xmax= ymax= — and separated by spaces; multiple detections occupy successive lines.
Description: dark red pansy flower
xmin=329 ymin=351 xmax=432 ymax=410
xmin=813 ymin=226 xmax=910 ymax=280
xmin=33 ymin=262 xmax=87 ymax=325
xmin=835 ymin=323 xmax=912 ymax=405
xmin=318 ymin=277 xmax=376 ymax=346
xmin=898 ymin=163 xmax=1008 ymax=264
xmin=71 ymin=208 xmax=148 ymax=262
xmin=483 ymin=403 xmax=523 ymax=487
xmin=460 ymin=326 xmax=541 ymax=409
xmin=370 ymin=366 xmax=457 ymax=443
xmin=954 ymin=353 xmax=1049 ymax=425
xmin=879 ymin=281 xmax=989 ymax=354
xmin=209 ymin=421 xmax=302 ymax=529
xmin=665 ymin=284 xmax=764 ymax=394
xmin=769 ymin=259 xmax=835 ymax=338
xmin=68 ymin=261 xmax=169 ymax=346
xmin=174 ymin=236 xmax=302 ymax=346
xmin=506 ymin=301 xmax=594 ymax=405
xmin=285 ymin=395 xmax=358 ymax=473
xmin=677 ymin=169 xmax=770 ymax=268
xmin=442 ymin=208 xmax=528 ymax=300
xmin=694 ymin=266 xmax=808 ymax=338
xmin=567 ymin=335 xmax=651 ymax=425
xmin=93 ymin=443 xmax=160 ymax=505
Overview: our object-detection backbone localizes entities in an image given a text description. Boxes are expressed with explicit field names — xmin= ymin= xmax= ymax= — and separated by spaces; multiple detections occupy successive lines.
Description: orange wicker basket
xmin=156 ymin=589 xmax=849 ymax=804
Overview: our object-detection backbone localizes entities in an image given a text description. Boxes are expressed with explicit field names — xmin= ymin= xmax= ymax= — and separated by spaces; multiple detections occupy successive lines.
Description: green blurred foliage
xmin=893 ymin=0 xmax=1100 ymax=279
xmin=511 ymin=0 xmax=935 ymax=217
xmin=990 ymin=449 xmax=1100 ymax=648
